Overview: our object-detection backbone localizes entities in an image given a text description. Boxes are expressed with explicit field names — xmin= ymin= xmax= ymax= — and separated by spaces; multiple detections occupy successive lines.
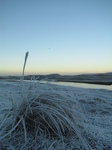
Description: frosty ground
xmin=0 ymin=80 xmax=112 ymax=149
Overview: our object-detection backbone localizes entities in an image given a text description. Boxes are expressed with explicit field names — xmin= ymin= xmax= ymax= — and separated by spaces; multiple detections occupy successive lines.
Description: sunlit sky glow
xmin=0 ymin=0 xmax=112 ymax=75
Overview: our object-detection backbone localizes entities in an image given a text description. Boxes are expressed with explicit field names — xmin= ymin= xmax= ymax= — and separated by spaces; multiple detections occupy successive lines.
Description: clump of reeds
xmin=0 ymin=52 xmax=90 ymax=149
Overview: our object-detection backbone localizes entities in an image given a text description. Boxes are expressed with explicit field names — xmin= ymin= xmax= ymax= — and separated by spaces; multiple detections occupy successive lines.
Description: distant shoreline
xmin=0 ymin=72 xmax=112 ymax=86
xmin=0 ymin=78 xmax=112 ymax=86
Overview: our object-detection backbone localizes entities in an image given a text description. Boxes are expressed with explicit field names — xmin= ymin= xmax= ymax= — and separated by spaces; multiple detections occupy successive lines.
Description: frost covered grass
xmin=0 ymin=52 xmax=91 ymax=149
xmin=0 ymin=82 xmax=90 ymax=149
xmin=0 ymin=82 xmax=112 ymax=149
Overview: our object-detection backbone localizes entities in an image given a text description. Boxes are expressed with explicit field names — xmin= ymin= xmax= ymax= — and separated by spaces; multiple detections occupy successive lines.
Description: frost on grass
xmin=0 ymin=81 xmax=112 ymax=149
xmin=0 ymin=81 xmax=90 ymax=149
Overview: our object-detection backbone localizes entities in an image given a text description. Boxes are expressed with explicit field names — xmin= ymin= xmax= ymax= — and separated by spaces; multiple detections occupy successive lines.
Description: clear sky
xmin=0 ymin=0 xmax=112 ymax=75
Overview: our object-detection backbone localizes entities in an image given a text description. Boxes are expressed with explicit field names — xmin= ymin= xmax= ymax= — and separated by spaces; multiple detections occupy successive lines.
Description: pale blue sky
xmin=0 ymin=0 xmax=112 ymax=75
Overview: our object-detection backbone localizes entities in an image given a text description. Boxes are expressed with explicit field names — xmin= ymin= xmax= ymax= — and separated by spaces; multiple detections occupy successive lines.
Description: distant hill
xmin=0 ymin=72 xmax=112 ymax=85
xmin=57 ymin=72 xmax=112 ymax=85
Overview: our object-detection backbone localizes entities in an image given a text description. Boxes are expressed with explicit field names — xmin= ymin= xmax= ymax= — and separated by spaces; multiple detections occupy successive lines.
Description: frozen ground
xmin=0 ymin=80 xmax=112 ymax=149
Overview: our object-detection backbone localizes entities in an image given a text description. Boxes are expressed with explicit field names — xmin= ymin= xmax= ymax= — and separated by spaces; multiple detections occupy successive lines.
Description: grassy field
xmin=0 ymin=80 xmax=112 ymax=149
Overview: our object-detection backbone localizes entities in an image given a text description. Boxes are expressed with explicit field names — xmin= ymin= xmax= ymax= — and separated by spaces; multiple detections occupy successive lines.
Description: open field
xmin=0 ymin=80 xmax=112 ymax=149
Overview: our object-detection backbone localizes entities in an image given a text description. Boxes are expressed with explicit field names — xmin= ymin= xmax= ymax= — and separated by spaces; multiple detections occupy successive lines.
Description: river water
xmin=39 ymin=81 xmax=112 ymax=91
xmin=1 ymin=79 xmax=112 ymax=91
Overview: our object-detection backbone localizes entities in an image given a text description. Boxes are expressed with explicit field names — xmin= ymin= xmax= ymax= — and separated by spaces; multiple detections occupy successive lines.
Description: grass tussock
xmin=0 ymin=52 xmax=91 ymax=149
xmin=0 ymin=85 xmax=90 ymax=149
